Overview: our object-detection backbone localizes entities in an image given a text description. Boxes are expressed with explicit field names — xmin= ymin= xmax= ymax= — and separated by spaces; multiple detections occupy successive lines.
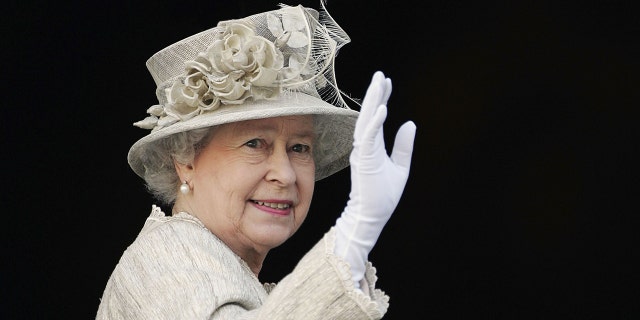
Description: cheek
xmin=195 ymin=157 xmax=254 ymax=199
xmin=211 ymin=163 xmax=261 ymax=198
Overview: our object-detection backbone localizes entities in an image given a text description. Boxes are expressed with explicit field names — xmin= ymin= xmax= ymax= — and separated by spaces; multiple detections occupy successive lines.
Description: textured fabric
xmin=96 ymin=205 xmax=389 ymax=319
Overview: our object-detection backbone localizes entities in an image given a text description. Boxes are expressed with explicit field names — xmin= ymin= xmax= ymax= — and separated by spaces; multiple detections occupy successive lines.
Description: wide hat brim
xmin=128 ymin=93 xmax=358 ymax=181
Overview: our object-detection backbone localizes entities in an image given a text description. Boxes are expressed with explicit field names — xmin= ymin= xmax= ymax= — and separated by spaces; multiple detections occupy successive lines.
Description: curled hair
xmin=141 ymin=128 xmax=212 ymax=205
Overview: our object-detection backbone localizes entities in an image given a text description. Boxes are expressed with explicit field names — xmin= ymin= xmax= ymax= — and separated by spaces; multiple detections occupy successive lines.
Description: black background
xmin=2 ymin=0 xmax=638 ymax=318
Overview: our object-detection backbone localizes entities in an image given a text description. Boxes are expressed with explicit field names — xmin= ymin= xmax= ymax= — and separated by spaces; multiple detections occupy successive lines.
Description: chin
xmin=251 ymin=225 xmax=293 ymax=248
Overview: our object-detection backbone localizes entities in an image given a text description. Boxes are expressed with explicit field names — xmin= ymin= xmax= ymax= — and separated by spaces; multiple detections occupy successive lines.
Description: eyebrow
xmin=235 ymin=123 xmax=315 ymax=139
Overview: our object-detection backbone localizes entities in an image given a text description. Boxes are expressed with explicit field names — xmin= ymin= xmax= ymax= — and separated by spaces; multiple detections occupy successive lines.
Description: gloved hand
xmin=334 ymin=71 xmax=417 ymax=289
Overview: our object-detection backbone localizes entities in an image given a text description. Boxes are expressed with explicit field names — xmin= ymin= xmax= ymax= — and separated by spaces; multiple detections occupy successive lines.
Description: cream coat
xmin=96 ymin=205 xmax=389 ymax=319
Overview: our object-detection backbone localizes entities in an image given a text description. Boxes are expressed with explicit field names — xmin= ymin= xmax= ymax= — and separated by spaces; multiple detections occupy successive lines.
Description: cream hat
xmin=127 ymin=2 xmax=360 ymax=181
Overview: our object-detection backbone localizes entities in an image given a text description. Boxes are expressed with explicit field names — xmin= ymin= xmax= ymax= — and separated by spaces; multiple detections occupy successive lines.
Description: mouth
xmin=252 ymin=200 xmax=292 ymax=210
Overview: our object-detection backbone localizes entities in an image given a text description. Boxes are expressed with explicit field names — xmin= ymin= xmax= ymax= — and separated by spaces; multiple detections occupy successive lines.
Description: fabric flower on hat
xmin=167 ymin=21 xmax=284 ymax=118
xmin=267 ymin=7 xmax=317 ymax=87
xmin=268 ymin=7 xmax=308 ymax=48
xmin=135 ymin=21 xmax=287 ymax=130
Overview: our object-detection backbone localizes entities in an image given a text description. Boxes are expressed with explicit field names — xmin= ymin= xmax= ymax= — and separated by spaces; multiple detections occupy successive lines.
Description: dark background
xmin=2 ymin=0 xmax=638 ymax=318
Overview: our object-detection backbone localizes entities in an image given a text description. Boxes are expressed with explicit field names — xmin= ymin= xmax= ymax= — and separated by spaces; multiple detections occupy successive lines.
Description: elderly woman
xmin=97 ymin=2 xmax=416 ymax=319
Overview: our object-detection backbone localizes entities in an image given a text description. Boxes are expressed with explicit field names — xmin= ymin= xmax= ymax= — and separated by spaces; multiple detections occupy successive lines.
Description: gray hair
xmin=140 ymin=116 xmax=324 ymax=206
xmin=141 ymin=127 xmax=212 ymax=205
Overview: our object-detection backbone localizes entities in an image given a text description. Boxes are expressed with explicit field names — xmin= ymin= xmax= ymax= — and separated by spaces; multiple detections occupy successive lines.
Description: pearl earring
xmin=180 ymin=181 xmax=190 ymax=195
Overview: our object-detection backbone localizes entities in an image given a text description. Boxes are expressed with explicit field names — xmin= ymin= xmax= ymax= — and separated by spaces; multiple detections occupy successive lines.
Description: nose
xmin=265 ymin=147 xmax=296 ymax=186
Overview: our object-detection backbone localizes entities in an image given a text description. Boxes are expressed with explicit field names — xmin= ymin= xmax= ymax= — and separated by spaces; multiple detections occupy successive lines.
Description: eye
xmin=244 ymin=139 xmax=263 ymax=148
xmin=291 ymin=144 xmax=310 ymax=154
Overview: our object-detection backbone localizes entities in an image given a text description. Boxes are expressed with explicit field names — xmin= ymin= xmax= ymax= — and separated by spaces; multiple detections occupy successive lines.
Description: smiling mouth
xmin=252 ymin=201 xmax=291 ymax=209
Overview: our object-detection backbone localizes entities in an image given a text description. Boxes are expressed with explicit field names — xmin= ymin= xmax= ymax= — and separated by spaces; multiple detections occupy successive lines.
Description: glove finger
xmin=361 ymin=71 xmax=386 ymax=108
xmin=360 ymin=104 xmax=388 ymax=155
xmin=355 ymin=72 xmax=388 ymax=141
xmin=381 ymin=77 xmax=392 ymax=106
xmin=390 ymin=121 xmax=417 ymax=170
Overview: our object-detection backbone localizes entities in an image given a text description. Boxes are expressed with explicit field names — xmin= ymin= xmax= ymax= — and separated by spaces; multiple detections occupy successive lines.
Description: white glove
xmin=334 ymin=71 xmax=417 ymax=289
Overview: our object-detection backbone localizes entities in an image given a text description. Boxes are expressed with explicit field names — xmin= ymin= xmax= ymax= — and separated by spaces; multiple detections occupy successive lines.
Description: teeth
xmin=255 ymin=201 xmax=290 ymax=209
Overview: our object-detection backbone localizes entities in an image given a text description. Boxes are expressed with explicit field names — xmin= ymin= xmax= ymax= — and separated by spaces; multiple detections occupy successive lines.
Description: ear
xmin=174 ymin=159 xmax=194 ymax=183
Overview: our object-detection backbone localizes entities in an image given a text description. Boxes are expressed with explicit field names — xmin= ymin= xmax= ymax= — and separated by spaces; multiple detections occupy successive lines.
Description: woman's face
xmin=183 ymin=115 xmax=316 ymax=255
